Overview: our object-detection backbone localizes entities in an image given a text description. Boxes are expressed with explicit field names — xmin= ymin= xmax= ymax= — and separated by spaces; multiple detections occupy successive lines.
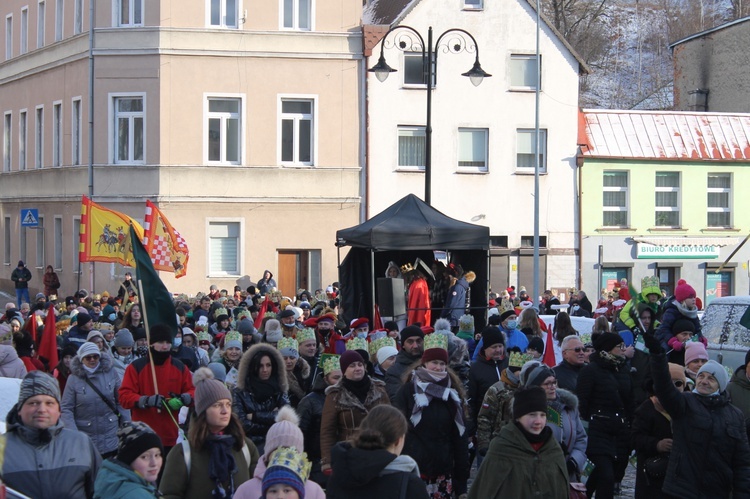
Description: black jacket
xmin=326 ymin=442 xmax=429 ymax=499
xmin=553 ymin=360 xmax=583 ymax=392
xmin=467 ymin=355 xmax=508 ymax=425
xmin=631 ymin=398 xmax=672 ymax=499
xmin=384 ymin=350 xmax=420 ymax=400
xmin=297 ymin=374 xmax=326 ymax=465
xmin=650 ymin=351 xmax=750 ymax=499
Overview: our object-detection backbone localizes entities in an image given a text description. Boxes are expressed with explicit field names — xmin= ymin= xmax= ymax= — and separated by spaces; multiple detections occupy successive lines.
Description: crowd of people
xmin=0 ymin=262 xmax=749 ymax=499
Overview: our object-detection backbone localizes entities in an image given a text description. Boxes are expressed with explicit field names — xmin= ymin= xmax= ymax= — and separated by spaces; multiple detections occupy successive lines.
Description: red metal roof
xmin=580 ymin=109 xmax=750 ymax=160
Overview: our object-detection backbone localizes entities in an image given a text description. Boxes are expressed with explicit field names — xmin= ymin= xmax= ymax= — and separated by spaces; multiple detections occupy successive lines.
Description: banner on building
xmin=143 ymin=200 xmax=189 ymax=278
xmin=79 ymin=196 xmax=144 ymax=267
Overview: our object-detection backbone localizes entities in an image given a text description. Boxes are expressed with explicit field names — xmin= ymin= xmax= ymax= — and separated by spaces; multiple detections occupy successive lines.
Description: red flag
xmin=373 ymin=305 xmax=384 ymax=330
xmin=254 ymin=296 xmax=272 ymax=329
xmin=542 ymin=330 xmax=556 ymax=367
xmin=24 ymin=314 xmax=37 ymax=343
xmin=38 ymin=305 xmax=58 ymax=370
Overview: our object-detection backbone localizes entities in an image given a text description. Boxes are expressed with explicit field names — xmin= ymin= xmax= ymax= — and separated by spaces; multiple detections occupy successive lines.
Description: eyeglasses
xmin=564 ymin=347 xmax=584 ymax=353
xmin=83 ymin=355 xmax=100 ymax=361
xmin=541 ymin=380 xmax=558 ymax=388
xmin=673 ymin=380 xmax=685 ymax=388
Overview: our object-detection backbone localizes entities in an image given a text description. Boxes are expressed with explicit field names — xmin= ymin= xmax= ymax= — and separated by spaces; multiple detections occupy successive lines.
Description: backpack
xmin=181 ymin=438 xmax=251 ymax=479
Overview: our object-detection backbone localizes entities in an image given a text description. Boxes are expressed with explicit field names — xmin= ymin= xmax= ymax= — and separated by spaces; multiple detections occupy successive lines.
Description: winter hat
xmin=262 ymin=447 xmax=310 ymax=499
xmin=265 ymin=320 xmax=283 ymax=343
xmin=671 ymin=318 xmax=696 ymax=337
xmin=340 ymin=350 xmax=364 ymax=374
xmin=499 ymin=310 xmax=517 ymax=324
xmin=35 ymin=293 xmax=46 ymax=302
xmin=433 ymin=318 xmax=452 ymax=334
xmin=522 ymin=362 xmax=556 ymax=388
xmin=114 ymin=329 xmax=135 ymax=348
xmin=421 ymin=334 xmax=449 ymax=365
xmin=481 ymin=326 xmax=505 ymax=349
xmin=457 ymin=314 xmax=475 ymax=340
xmin=193 ymin=367 xmax=232 ymax=416
xmin=697 ymin=360 xmax=729 ymax=392
xmin=376 ymin=346 xmax=399 ymax=366
xmin=684 ymin=341 xmax=709 ymax=365
xmin=593 ymin=332 xmax=622 ymax=353
xmin=668 ymin=363 xmax=687 ymax=386
xmin=77 ymin=342 xmax=101 ymax=360
xmin=512 ymin=386 xmax=548 ymax=419
xmin=18 ymin=371 xmax=61 ymax=408
xmin=279 ymin=309 xmax=296 ymax=321
xmin=236 ymin=318 xmax=256 ymax=336
xmin=400 ymin=325 xmax=424 ymax=344
xmin=207 ymin=362 xmax=227 ymax=382
xmin=132 ymin=327 xmax=147 ymax=342
xmin=86 ymin=331 xmax=105 ymax=344
xmin=148 ymin=324 xmax=173 ymax=345
xmin=674 ymin=279 xmax=696 ymax=303
xmin=263 ymin=406 xmax=304 ymax=459
xmin=527 ymin=336 xmax=545 ymax=356
xmin=61 ymin=344 xmax=78 ymax=359
xmin=76 ymin=312 xmax=92 ymax=328
xmin=116 ymin=421 xmax=164 ymax=466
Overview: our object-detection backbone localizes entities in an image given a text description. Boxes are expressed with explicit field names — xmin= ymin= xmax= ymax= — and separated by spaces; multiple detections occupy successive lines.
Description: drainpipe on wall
xmin=87 ymin=0 xmax=96 ymax=291
xmin=576 ymin=148 xmax=584 ymax=291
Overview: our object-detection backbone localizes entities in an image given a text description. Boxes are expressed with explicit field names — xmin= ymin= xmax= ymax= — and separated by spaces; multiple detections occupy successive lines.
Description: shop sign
xmin=636 ymin=243 xmax=719 ymax=259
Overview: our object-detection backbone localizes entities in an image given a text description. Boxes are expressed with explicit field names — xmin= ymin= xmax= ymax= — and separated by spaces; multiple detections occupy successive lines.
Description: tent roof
xmin=336 ymin=194 xmax=489 ymax=250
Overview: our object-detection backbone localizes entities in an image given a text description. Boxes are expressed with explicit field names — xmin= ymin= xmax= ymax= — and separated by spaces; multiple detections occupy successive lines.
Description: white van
xmin=699 ymin=295 xmax=750 ymax=369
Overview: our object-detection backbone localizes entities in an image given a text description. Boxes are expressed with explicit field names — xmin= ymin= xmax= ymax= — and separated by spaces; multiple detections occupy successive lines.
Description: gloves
xmin=667 ymin=337 xmax=684 ymax=352
xmin=138 ymin=394 xmax=165 ymax=409
xmin=698 ymin=335 xmax=708 ymax=347
xmin=642 ymin=332 xmax=663 ymax=354
xmin=166 ymin=393 xmax=193 ymax=411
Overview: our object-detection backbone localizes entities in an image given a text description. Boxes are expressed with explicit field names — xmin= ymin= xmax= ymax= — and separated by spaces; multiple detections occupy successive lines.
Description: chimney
xmin=688 ymin=89 xmax=709 ymax=112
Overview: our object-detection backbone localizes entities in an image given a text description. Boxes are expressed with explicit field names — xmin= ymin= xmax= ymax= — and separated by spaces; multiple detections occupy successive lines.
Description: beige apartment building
xmin=0 ymin=0 xmax=363 ymax=298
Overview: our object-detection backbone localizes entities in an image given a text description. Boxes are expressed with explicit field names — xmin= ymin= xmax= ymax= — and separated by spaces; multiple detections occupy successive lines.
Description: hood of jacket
xmin=0 ymin=344 xmax=21 ymax=366
xmin=553 ymin=387 xmax=579 ymax=412
xmin=95 ymin=459 xmax=157 ymax=497
xmin=325 ymin=377 xmax=387 ymax=413
xmin=294 ymin=356 xmax=311 ymax=379
xmin=731 ymin=368 xmax=750 ymax=389
xmin=237 ymin=342 xmax=288 ymax=392
xmin=70 ymin=350 xmax=114 ymax=377
xmin=330 ymin=442 xmax=398 ymax=487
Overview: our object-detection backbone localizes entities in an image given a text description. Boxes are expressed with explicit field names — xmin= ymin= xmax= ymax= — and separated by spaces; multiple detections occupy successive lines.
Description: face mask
xmin=108 ymin=313 xmax=117 ymax=322
xmin=136 ymin=345 xmax=149 ymax=357
xmin=506 ymin=320 xmax=518 ymax=330
xmin=173 ymin=337 xmax=182 ymax=348
xmin=356 ymin=332 xmax=367 ymax=340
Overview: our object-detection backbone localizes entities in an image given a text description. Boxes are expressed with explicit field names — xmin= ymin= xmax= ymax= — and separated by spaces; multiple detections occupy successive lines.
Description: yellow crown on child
xmin=267 ymin=446 xmax=312 ymax=482
xmin=224 ymin=331 xmax=242 ymax=345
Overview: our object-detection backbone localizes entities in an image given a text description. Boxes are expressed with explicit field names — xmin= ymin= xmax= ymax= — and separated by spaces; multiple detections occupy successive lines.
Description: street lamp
xmin=369 ymin=26 xmax=491 ymax=206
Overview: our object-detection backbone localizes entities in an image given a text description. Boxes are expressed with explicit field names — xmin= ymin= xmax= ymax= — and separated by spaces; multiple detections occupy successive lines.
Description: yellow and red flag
xmin=79 ymin=195 xmax=144 ymax=267
xmin=143 ymin=200 xmax=189 ymax=278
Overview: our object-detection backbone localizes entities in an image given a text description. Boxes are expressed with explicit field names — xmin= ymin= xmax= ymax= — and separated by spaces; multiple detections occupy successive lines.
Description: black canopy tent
xmin=336 ymin=194 xmax=490 ymax=330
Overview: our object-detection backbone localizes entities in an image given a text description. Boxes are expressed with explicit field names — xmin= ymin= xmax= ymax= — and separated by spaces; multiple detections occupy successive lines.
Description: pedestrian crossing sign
xmin=20 ymin=209 xmax=39 ymax=227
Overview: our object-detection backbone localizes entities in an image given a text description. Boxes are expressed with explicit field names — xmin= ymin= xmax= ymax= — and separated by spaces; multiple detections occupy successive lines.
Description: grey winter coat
xmin=62 ymin=352 xmax=130 ymax=455
xmin=548 ymin=388 xmax=588 ymax=473
xmin=0 ymin=344 xmax=27 ymax=378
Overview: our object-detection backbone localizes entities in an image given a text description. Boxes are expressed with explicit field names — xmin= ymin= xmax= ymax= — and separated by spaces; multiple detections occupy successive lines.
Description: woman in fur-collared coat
xmin=232 ymin=343 xmax=290 ymax=456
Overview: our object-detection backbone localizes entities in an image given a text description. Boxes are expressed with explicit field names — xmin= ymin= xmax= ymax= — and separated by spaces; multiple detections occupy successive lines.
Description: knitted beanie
xmin=265 ymin=320 xmax=283 ymax=343
xmin=593 ymin=332 xmax=622 ymax=353
xmin=77 ymin=342 xmax=101 ymax=359
xmin=481 ymin=326 xmax=505 ymax=349
xmin=116 ymin=421 xmax=164 ymax=465
xmin=193 ymin=367 xmax=232 ymax=416
xmin=18 ymin=371 xmax=61 ymax=407
xmin=674 ymin=279 xmax=696 ymax=303
xmin=400 ymin=325 xmax=424 ymax=344
xmin=672 ymin=318 xmax=696 ymax=336
xmin=523 ymin=363 xmax=556 ymax=388
xmin=697 ymin=360 xmax=729 ymax=392
xmin=263 ymin=406 xmax=304 ymax=460
xmin=149 ymin=324 xmax=173 ymax=345
xmin=376 ymin=346 xmax=399 ymax=366
xmin=340 ymin=350 xmax=364 ymax=373
xmin=76 ymin=312 xmax=92 ymax=328
xmin=512 ymin=386 xmax=548 ymax=419
xmin=684 ymin=341 xmax=709 ymax=365
xmin=114 ymin=329 xmax=134 ymax=348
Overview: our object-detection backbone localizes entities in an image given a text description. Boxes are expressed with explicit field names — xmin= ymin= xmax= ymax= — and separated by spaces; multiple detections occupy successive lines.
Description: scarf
xmin=674 ymin=301 xmax=698 ymax=319
xmin=83 ymin=363 xmax=99 ymax=374
xmin=150 ymin=347 xmax=171 ymax=365
xmin=456 ymin=330 xmax=473 ymax=341
xmin=342 ymin=376 xmax=371 ymax=404
xmin=598 ymin=350 xmax=627 ymax=370
xmin=514 ymin=421 xmax=553 ymax=445
xmin=248 ymin=377 xmax=278 ymax=402
xmin=206 ymin=433 xmax=237 ymax=498
xmin=411 ymin=367 xmax=465 ymax=436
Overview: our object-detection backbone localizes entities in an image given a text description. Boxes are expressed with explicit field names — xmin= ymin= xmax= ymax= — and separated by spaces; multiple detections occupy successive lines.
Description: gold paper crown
xmin=197 ymin=331 xmax=212 ymax=343
xmin=277 ymin=337 xmax=299 ymax=353
xmin=224 ymin=330 xmax=242 ymax=345
xmin=320 ymin=354 xmax=341 ymax=375
xmin=345 ymin=337 xmax=368 ymax=352
xmin=579 ymin=333 xmax=592 ymax=346
xmin=96 ymin=322 xmax=115 ymax=332
xmin=509 ymin=351 xmax=534 ymax=368
xmin=236 ymin=310 xmax=252 ymax=322
xmin=423 ymin=333 xmax=448 ymax=352
xmin=296 ymin=327 xmax=317 ymax=344
xmin=369 ymin=336 xmax=397 ymax=357
xmin=213 ymin=307 xmax=228 ymax=320
xmin=267 ymin=446 xmax=312 ymax=482
xmin=400 ymin=263 xmax=415 ymax=273
xmin=264 ymin=311 xmax=278 ymax=319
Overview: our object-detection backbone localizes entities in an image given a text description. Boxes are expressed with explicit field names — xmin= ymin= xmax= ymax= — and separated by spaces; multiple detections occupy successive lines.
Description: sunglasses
xmin=673 ymin=380 xmax=685 ymax=388
xmin=83 ymin=355 xmax=100 ymax=361
xmin=565 ymin=347 xmax=585 ymax=353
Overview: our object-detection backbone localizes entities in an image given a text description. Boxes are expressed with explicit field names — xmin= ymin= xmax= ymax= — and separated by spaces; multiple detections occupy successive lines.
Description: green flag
xmin=740 ymin=305 xmax=750 ymax=331
xmin=129 ymin=224 xmax=178 ymax=339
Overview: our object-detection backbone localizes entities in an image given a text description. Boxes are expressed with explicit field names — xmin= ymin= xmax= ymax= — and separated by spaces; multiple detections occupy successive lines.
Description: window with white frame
xmin=397 ymin=126 xmax=425 ymax=170
xmin=510 ymin=54 xmax=539 ymax=89
xmin=208 ymin=221 xmax=240 ymax=275
xmin=113 ymin=95 xmax=144 ymax=164
xmin=463 ymin=0 xmax=483 ymax=9
xmin=6 ymin=15 xmax=13 ymax=60
xmin=4 ymin=216 xmax=11 ymax=265
xmin=282 ymin=0 xmax=311 ymax=30
xmin=206 ymin=97 xmax=241 ymax=164
xmin=20 ymin=8 xmax=28 ymax=55
xmin=3 ymin=112 xmax=10 ymax=171
xmin=72 ymin=218 xmax=80 ymax=271
xmin=72 ymin=98 xmax=81 ymax=165
xmin=52 ymin=102 xmax=62 ymax=167
xmin=74 ymin=0 xmax=83 ymax=34
xmin=280 ymin=98 xmax=314 ymax=165
xmin=37 ymin=1 xmax=45 ymax=48
xmin=19 ymin=111 xmax=27 ymax=170
xmin=516 ymin=128 xmax=546 ymax=171
xmin=457 ymin=128 xmax=488 ymax=172
xmin=707 ymin=173 xmax=731 ymax=228
xmin=209 ymin=0 xmax=238 ymax=28
xmin=55 ymin=0 xmax=63 ymax=41
xmin=54 ymin=216 xmax=62 ymax=269
xmin=603 ymin=171 xmax=628 ymax=227
xmin=117 ymin=0 xmax=143 ymax=27
xmin=655 ymin=172 xmax=680 ymax=227
xmin=35 ymin=106 xmax=43 ymax=169
xmin=36 ymin=216 xmax=44 ymax=268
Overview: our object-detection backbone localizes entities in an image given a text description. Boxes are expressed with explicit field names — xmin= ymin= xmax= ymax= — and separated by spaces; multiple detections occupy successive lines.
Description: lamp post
xmin=369 ymin=26 xmax=491 ymax=206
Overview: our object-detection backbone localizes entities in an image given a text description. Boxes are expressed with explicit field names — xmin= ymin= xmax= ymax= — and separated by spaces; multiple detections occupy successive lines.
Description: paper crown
xmin=277 ymin=337 xmax=299 ymax=353
xmin=346 ymin=337 xmax=368 ymax=352
xmin=579 ymin=333 xmax=592 ymax=347
xmin=213 ymin=308 xmax=229 ymax=320
xmin=320 ymin=354 xmax=341 ymax=375
xmin=423 ymin=333 xmax=448 ymax=352
xmin=236 ymin=310 xmax=252 ymax=322
xmin=197 ymin=331 xmax=212 ymax=343
xmin=400 ymin=263 xmax=415 ymax=273
xmin=641 ymin=275 xmax=659 ymax=289
xmin=96 ymin=322 xmax=115 ymax=332
xmin=267 ymin=446 xmax=312 ymax=482
xmin=509 ymin=351 xmax=535 ymax=368
xmin=369 ymin=336 xmax=397 ymax=357
xmin=224 ymin=331 xmax=242 ymax=346
xmin=264 ymin=311 xmax=278 ymax=319
xmin=296 ymin=327 xmax=317 ymax=344
xmin=458 ymin=314 xmax=475 ymax=332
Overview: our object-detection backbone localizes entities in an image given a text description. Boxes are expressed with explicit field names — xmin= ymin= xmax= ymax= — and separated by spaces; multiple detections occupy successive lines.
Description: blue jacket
xmin=93 ymin=459 xmax=159 ymax=499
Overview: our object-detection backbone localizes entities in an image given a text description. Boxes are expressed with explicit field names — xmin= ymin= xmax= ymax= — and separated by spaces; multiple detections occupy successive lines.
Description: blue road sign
xmin=20 ymin=209 xmax=39 ymax=227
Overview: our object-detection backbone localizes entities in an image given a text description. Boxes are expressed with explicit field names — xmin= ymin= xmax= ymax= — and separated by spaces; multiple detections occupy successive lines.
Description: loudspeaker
xmin=377 ymin=278 xmax=406 ymax=317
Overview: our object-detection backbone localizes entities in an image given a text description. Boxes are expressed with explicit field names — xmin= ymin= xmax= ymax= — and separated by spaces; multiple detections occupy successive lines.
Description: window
xmin=117 ymin=0 xmax=143 ymax=27
xmin=6 ymin=15 xmax=13 ymax=60
xmin=210 ymin=0 xmax=238 ymax=28
xmin=489 ymin=235 xmax=508 ymax=248
xmin=208 ymin=221 xmax=240 ymax=275
xmin=516 ymin=128 xmax=546 ymax=171
xmin=18 ymin=110 xmax=27 ymax=170
xmin=280 ymin=98 xmax=314 ymax=165
xmin=457 ymin=128 xmax=488 ymax=172
xmin=3 ymin=112 xmax=10 ymax=171
xmin=510 ymin=54 xmax=539 ymax=89
xmin=55 ymin=0 xmax=63 ymax=41
xmin=35 ymin=106 xmax=43 ymax=169
xmin=206 ymin=97 xmax=241 ymax=164
xmin=52 ymin=102 xmax=62 ymax=167
xmin=54 ymin=216 xmax=62 ymax=270
xmin=463 ymin=0 xmax=483 ymax=9
xmin=404 ymin=52 xmax=431 ymax=86
xmin=282 ymin=0 xmax=311 ymax=30
xmin=707 ymin=173 xmax=731 ymax=228
xmin=37 ymin=1 xmax=45 ymax=48
xmin=74 ymin=0 xmax=82 ymax=34
xmin=36 ymin=216 xmax=44 ymax=267
xmin=20 ymin=8 xmax=28 ymax=55
xmin=602 ymin=171 xmax=628 ymax=227
xmin=3 ymin=216 xmax=11 ymax=265
xmin=72 ymin=98 xmax=81 ymax=165
xmin=397 ymin=126 xmax=425 ymax=170
xmin=655 ymin=172 xmax=680 ymax=227
xmin=521 ymin=235 xmax=547 ymax=247
xmin=112 ymin=95 xmax=144 ymax=164
xmin=72 ymin=218 xmax=80 ymax=271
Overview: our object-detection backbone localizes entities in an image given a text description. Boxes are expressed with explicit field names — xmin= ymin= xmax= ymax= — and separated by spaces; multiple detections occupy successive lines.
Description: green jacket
xmin=728 ymin=369 xmax=750 ymax=421
xmin=468 ymin=422 xmax=569 ymax=499
xmin=475 ymin=374 xmax=518 ymax=453
xmin=93 ymin=459 xmax=159 ymax=499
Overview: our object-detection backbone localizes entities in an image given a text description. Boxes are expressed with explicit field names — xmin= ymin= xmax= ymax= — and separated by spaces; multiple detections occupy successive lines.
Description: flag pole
xmin=137 ymin=278 xmax=161 ymax=408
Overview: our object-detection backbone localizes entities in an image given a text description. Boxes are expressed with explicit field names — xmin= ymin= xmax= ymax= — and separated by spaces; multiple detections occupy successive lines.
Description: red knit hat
xmin=421 ymin=347 xmax=449 ymax=365
xmin=674 ymin=279 xmax=696 ymax=303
